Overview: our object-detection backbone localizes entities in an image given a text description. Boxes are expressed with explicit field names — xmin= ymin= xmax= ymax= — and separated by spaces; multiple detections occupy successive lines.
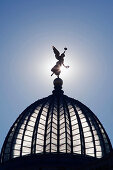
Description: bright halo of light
xmin=35 ymin=48 xmax=83 ymax=88
xmin=41 ymin=54 xmax=80 ymax=81
xmin=60 ymin=65 xmax=69 ymax=78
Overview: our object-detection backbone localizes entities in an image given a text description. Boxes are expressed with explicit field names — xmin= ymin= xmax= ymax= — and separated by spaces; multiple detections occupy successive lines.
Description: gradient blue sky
xmin=0 ymin=0 xmax=113 ymax=151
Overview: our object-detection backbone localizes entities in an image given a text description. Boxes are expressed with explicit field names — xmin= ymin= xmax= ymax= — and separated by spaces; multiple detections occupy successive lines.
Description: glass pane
xmin=86 ymin=148 xmax=94 ymax=154
xmin=60 ymin=137 xmax=65 ymax=145
xmin=24 ymin=135 xmax=32 ymax=142
xmin=37 ymin=139 xmax=44 ymax=145
xmin=73 ymin=134 xmax=80 ymax=140
xmin=85 ymin=136 xmax=93 ymax=142
xmin=84 ymin=131 xmax=92 ymax=138
xmin=13 ymin=144 xmax=21 ymax=150
xmin=73 ymin=139 xmax=80 ymax=146
xmin=85 ymin=142 xmax=94 ymax=148
xmin=22 ymin=146 xmax=31 ymax=153
xmin=23 ymin=141 xmax=31 ymax=147
xmin=52 ymin=137 xmax=57 ymax=144
xmin=36 ymin=145 xmax=43 ymax=152
xmin=96 ymin=152 xmax=102 ymax=158
xmin=73 ymin=145 xmax=81 ymax=152
xmin=96 ymin=145 xmax=101 ymax=151
xmin=25 ymin=130 xmax=33 ymax=137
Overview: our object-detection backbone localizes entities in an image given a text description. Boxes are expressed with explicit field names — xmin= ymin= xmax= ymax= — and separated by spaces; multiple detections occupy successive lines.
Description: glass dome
xmin=1 ymin=78 xmax=112 ymax=163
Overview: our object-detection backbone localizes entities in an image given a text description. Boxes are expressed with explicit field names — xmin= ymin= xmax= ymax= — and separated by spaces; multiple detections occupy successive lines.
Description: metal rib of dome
xmin=1 ymin=79 xmax=112 ymax=163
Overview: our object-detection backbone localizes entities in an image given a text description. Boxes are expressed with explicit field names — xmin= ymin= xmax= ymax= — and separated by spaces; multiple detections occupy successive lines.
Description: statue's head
xmin=61 ymin=53 xmax=65 ymax=58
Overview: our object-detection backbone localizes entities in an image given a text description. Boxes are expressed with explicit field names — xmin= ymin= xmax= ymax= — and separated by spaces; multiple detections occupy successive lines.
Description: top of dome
xmin=1 ymin=78 xmax=112 ymax=163
xmin=54 ymin=78 xmax=63 ymax=87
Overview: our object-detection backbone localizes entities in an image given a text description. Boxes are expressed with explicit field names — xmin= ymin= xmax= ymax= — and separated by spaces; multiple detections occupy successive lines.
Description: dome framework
xmin=1 ymin=79 xmax=112 ymax=163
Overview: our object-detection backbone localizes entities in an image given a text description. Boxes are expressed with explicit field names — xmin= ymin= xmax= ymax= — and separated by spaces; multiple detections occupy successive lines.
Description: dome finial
xmin=53 ymin=78 xmax=63 ymax=90
xmin=52 ymin=77 xmax=64 ymax=95
xmin=51 ymin=46 xmax=69 ymax=78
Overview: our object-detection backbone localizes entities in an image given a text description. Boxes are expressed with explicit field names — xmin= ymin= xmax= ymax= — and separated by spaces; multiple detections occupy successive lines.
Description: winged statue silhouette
xmin=51 ymin=46 xmax=69 ymax=77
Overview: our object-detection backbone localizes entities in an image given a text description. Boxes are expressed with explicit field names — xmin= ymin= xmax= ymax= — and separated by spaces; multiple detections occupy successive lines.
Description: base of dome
xmin=0 ymin=153 xmax=97 ymax=170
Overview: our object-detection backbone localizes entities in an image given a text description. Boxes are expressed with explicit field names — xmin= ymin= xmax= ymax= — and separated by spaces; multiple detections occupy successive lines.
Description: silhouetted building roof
xmin=1 ymin=78 xmax=112 ymax=165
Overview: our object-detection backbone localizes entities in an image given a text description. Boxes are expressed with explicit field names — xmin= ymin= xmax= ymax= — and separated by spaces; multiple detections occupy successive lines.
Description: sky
xmin=0 ymin=0 xmax=113 ymax=151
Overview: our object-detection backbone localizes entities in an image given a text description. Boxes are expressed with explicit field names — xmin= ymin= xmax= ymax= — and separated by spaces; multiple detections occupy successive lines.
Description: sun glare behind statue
xmin=60 ymin=65 xmax=70 ymax=78
xmin=38 ymin=49 xmax=81 ymax=89
xmin=46 ymin=58 xmax=78 ymax=80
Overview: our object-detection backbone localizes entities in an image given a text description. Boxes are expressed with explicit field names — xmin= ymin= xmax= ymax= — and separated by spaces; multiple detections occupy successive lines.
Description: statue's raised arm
xmin=51 ymin=46 xmax=69 ymax=77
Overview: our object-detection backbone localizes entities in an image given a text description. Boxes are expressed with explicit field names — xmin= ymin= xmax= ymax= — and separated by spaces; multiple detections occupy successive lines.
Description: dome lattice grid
xmin=1 ymin=91 xmax=112 ymax=163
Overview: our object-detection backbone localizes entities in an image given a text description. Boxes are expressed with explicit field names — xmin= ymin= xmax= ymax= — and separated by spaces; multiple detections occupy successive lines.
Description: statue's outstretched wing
xmin=52 ymin=46 xmax=60 ymax=60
